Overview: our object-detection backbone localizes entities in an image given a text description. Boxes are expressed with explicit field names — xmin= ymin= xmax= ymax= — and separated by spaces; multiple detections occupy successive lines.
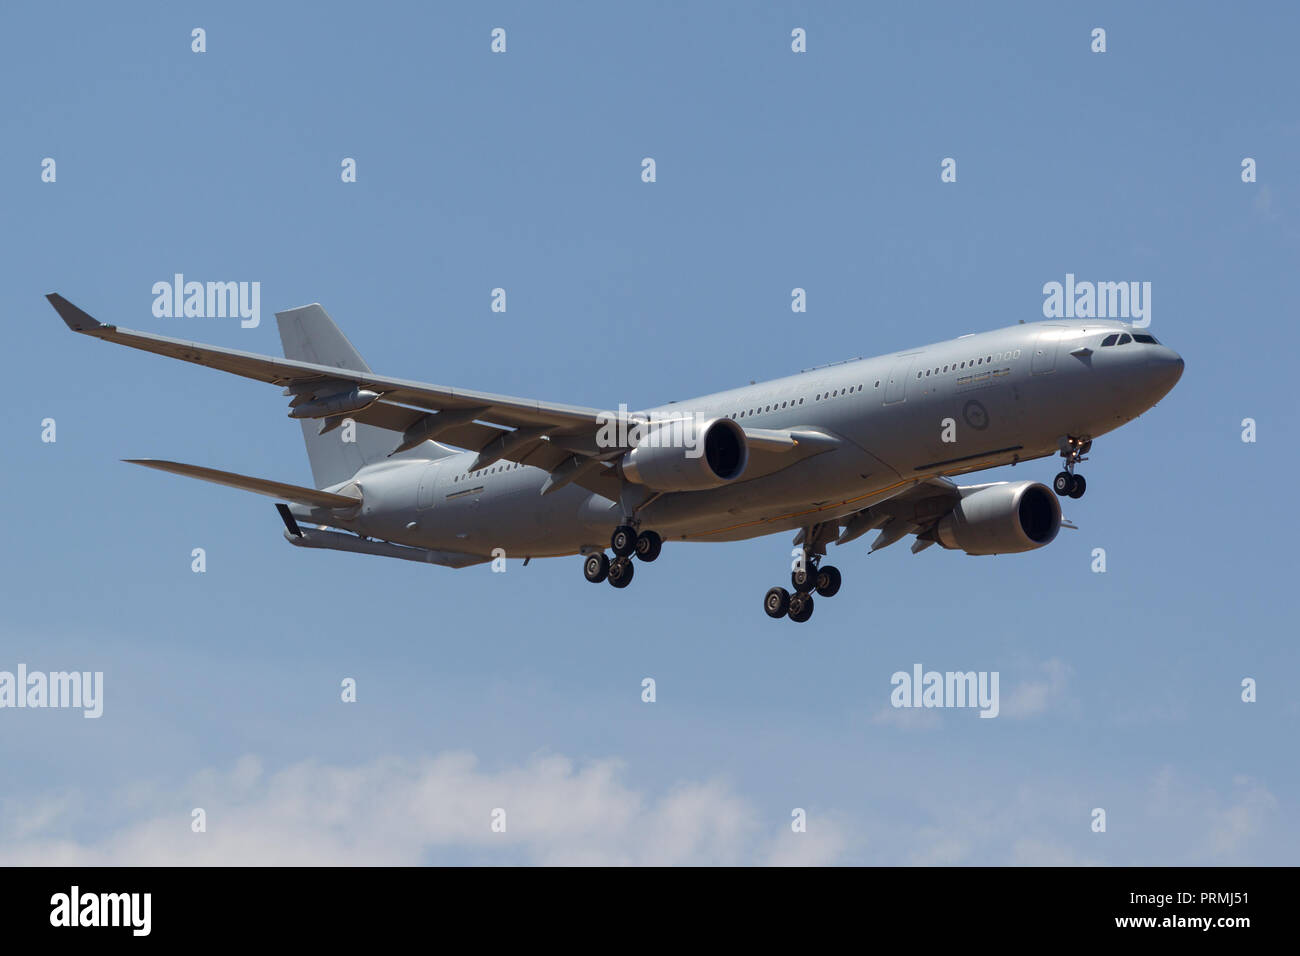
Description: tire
xmin=1068 ymin=474 xmax=1087 ymax=499
xmin=608 ymin=556 xmax=635 ymax=589
xmin=764 ymin=586 xmax=790 ymax=619
xmin=583 ymin=553 xmax=609 ymax=584
xmin=788 ymin=592 xmax=815 ymax=623
xmin=1053 ymin=471 xmax=1073 ymax=495
xmin=815 ymin=565 xmax=842 ymax=598
xmin=791 ymin=565 xmax=816 ymax=593
xmin=634 ymin=530 xmax=662 ymax=562
xmin=611 ymin=525 xmax=638 ymax=557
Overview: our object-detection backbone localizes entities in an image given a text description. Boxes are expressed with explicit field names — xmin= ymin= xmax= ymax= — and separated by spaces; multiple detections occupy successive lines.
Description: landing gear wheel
xmin=791 ymin=565 xmax=817 ymax=593
xmin=787 ymin=591 xmax=815 ymax=623
xmin=607 ymin=556 xmax=635 ymax=588
xmin=814 ymin=565 xmax=842 ymax=598
xmin=583 ymin=553 xmax=609 ymax=584
xmin=611 ymin=525 xmax=638 ymax=558
xmin=1053 ymin=472 xmax=1073 ymax=496
xmin=634 ymin=530 xmax=662 ymax=562
xmin=764 ymin=586 xmax=790 ymax=619
xmin=1068 ymin=474 xmax=1087 ymax=499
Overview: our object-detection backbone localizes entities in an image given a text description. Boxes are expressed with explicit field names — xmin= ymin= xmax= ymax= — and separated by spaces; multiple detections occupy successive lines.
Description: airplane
xmin=45 ymin=294 xmax=1183 ymax=623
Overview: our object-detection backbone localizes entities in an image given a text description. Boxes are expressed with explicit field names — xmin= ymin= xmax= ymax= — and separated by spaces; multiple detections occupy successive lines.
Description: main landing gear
xmin=582 ymin=524 xmax=662 ymax=589
xmin=1053 ymin=436 xmax=1092 ymax=500
xmin=763 ymin=557 xmax=842 ymax=624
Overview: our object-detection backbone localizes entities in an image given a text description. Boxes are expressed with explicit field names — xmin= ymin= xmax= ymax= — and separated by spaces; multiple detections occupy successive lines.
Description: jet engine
xmin=932 ymin=481 xmax=1061 ymax=555
xmin=619 ymin=417 xmax=748 ymax=491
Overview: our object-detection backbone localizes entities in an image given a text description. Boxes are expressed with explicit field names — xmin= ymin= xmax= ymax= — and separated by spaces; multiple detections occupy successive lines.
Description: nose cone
xmin=1141 ymin=345 xmax=1184 ymax=404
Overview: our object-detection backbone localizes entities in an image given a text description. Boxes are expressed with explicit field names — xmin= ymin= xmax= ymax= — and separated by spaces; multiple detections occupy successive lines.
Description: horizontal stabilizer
xmin=125 ymin=459 xmax=362 ymax=509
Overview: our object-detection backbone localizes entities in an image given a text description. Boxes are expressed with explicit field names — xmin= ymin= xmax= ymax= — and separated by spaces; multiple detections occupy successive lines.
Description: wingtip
xmin=46 ymin=293 xmax=104 ymax=333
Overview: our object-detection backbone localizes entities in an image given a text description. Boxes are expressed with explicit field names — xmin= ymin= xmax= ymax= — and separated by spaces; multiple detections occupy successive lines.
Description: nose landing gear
xmin=1054 ymin=436 xmax=1091 ymax=499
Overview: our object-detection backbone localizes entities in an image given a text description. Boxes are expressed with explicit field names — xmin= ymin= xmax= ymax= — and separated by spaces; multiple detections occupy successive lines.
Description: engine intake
xmin=620 ymin=417 xmax=748 ymax=491
xmin=933 ymin=481 xmax=1061 ymax=555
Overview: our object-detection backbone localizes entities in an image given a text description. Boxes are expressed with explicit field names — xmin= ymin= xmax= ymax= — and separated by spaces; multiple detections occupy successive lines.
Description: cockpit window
xmin=1132 ymin=333 xmax=1159 ymax=344
xmin=1100 ymin=334 xmax=1119 ymax=347
xmin=1117 ymin=333 xmax=1132 ymax=345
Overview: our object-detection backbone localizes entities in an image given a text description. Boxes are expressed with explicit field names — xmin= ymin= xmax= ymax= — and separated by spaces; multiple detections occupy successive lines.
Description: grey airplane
xmin=46 ymin=294 xmax=1183 ymax=623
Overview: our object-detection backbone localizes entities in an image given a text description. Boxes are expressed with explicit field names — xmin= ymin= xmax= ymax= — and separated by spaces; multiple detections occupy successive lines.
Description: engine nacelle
xmin=933 ymin=481 xmax=1061 ymax=555
xmin=620 ymin=417 xmax=748 ymax=491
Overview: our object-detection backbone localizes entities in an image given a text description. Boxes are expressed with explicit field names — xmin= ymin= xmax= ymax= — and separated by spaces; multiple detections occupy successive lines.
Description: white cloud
xmin=0 ymin=751 xmax=848 ymax=867
xmin=1147 ymin=768 xmax=1280 ymax=862
xmin=3 ymin=750 xmax=1288 ymax=867
xmin=1001 ymin=658 xmax=1071 ymax=719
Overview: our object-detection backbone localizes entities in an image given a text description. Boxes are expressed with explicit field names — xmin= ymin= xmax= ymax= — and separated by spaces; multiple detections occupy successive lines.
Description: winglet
xmin=45 ymin=293 xmax=106 ymax=333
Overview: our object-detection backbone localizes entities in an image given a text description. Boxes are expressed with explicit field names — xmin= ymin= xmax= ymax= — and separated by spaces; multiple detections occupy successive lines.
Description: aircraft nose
xmin=1145 ymin=345 xmax=1184 ymax=397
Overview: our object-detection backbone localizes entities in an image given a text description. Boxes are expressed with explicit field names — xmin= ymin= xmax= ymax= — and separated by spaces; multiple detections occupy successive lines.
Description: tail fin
xmin=275 ymin=304 xmax=404 ymax=488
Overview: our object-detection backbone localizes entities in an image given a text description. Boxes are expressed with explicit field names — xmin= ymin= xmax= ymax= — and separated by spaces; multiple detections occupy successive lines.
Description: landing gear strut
xmin=1053 ymin=436 xmax=1091 ymax=500
xmin=581 ymin=524 xmax=664 ymax=588
xmin=764 ymin=535 xmax=842 ymax=623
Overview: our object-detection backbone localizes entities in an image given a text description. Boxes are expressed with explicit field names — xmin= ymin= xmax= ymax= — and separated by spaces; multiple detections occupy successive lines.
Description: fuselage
xmin=318 ymin=319 xmax=1183 ymax=558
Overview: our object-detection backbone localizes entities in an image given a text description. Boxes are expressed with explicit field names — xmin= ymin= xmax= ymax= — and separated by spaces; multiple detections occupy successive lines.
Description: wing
xmin=47 ymin=294 xmax=838 ymax=496
xmin=48 ymin=294 xmax=625 ymax=495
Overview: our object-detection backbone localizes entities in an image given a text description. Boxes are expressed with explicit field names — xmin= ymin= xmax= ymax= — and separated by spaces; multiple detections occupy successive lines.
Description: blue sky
xmin=1 ymin=1 xmax=1296 ymax=864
